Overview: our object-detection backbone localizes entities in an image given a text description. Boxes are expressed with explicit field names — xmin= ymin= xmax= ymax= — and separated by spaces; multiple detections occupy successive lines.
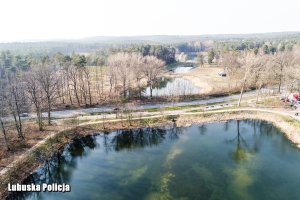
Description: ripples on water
xmin=10 ymin=120 xmax=300 ymax=200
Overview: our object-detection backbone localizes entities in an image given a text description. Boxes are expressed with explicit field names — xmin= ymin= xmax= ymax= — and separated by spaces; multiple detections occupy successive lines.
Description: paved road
xmin=48 ymin=91 xmax=258 ymax=119
xmin=7 ymin=90 xmax=278 ymax=121
xmin=77 ymin=95 xmax=298 ymax=123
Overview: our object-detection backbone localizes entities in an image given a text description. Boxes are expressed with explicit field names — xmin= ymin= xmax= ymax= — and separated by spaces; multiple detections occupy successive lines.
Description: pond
xmin=174 ymin=67 xmax=193 ymax=73
xmin=10 ymin=120 xmax=300 ymax=200
xmin=144 ymin=77 xmax=200 ymax=97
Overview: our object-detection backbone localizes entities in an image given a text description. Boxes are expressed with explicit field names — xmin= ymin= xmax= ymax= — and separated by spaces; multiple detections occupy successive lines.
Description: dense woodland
xmin=1 ymin=33 xmax=300 ymax=151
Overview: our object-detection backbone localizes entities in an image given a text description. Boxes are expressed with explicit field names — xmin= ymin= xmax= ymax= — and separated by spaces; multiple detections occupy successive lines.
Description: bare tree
xmin=252 ymin=55 xmax=269 ymax=103
xmin=61 ymin=57 xmax=74 ymax=105
xmin=108 ymin=65 xmax=117 ymax=98
xmin=68 ymin=65 xmax=81 ymax=106
xmin=108 ymin=53 xmax=136 ymax=99
xmin=108 ymin=53 xmax=164 ymax=99
xmin=117 ymin=53 xmax=131 ymax=98
xmin=0 ymin=117 xmax=9 ymax=150
xmin=291 ymin=46 xmax=300 ymax=93
xmin=130 ymin=53 xmax=144 ymax=98
xmin=94 ymin=58 xmax=106 ymax=102
xmin=272 ymin=50 xmax=293 ymax=93
xmin=0 ymin=82 xmax=10 ymax=150
xmin=36 ymin=65 xmax=59 ymax=125
xmin=221 ymin=51 xmax=241 ymax=89
xmin=142 ymin=56 xmax=165 ymax=98
xmin=83 ymin=67 xmax=92 ymax=105
xmin=237 ymin=51 xmax=264 ymax=107
xmin=24 ymin=70 xmax=45 ymax=131
xmin=6 ymin=75 xmax=26 ymax=138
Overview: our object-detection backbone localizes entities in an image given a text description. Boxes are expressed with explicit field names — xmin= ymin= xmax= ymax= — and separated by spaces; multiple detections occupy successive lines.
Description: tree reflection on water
xmin=112 ymin=128 xmax=166 ymax=151
xmin=226 ymin=120 xmax=269 ymax=162
xmin=228 ymin=120 xmax=250 ymax=161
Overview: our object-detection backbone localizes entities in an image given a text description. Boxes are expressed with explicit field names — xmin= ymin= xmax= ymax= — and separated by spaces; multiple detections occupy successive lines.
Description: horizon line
xmin=1 ymin=31 xmax=300 ymax=44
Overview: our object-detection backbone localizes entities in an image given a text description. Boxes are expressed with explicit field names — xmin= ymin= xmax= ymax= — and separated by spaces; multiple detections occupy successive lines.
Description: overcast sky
xmin=0 ymin=0 xmax=299 ymax=42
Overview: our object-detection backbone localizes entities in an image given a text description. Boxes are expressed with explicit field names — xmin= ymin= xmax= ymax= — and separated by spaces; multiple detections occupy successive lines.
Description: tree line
xmin=0 ymin=50 xmax=166 ymax=150
xmin=220 ymin=45 xmax=300 ymax=105
xmin=110 ymin=44 xmax=176 ymax=64
xmin=1 ymin=41 xmax=300 ymax=151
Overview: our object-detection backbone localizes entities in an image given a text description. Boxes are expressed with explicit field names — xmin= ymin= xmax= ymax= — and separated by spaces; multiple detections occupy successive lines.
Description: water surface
xmin=144 ymin=77 xmax=200 ymax=97
xmin=10 ymin=120 xmax=300 ymax=200
xmin=174 ymin=67 xmax=193 ymax=73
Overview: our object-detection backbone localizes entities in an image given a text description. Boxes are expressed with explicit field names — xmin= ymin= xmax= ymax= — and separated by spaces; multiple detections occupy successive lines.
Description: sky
xmin=0 ymin=0 xmax=299 ymax=42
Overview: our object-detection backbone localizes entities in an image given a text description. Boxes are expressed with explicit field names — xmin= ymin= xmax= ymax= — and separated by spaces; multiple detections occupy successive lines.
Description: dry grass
xmin=0 ymin=121 xmax=71 ymax=171
xmin=176 ymin=66 xmax=235 ymax=93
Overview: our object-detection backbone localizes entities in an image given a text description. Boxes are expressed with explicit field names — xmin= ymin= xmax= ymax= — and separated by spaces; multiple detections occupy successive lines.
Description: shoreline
xmin=0 ymin=118 xmax=172 ymax=199
xmin=177 ymin=110 xmax=300 ymax=148
xmin=1 ymin=109 xmax=300 ymax=199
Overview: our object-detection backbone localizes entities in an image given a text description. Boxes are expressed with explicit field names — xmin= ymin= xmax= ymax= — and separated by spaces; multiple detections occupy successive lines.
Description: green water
xmin=10 ymin=120 xmax=300 ymax=200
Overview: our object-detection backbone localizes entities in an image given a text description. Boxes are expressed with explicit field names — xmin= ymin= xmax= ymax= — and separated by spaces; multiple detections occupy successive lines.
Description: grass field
xmin=173 ymin=65 xmax=237 ymax=94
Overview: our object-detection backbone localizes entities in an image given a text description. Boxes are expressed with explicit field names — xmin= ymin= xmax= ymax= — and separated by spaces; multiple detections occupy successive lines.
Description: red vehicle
xmin=281 ymin=93 xmax=300 ymax=103
xmin=289 ymin=93 xmax=300 ymax=106
xmin=290 ymin=93 xmax=300 ymax=101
